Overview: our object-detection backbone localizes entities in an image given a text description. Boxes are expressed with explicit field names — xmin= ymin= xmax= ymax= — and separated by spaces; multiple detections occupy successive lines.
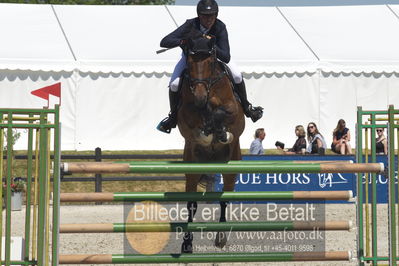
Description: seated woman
xmin=376 ymin=128 xmax=388 ymax=155
xmin=276 ymin=125 xmax=307 ymax=154
xmin=306 ymin=122 xmax=327 ymax=155
xmin=331 ymin=119 xmax=352 ymax=155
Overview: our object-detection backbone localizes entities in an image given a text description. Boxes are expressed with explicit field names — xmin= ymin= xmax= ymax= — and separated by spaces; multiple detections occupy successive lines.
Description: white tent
xmin=0 ymin=3 xmax=398 ymax=150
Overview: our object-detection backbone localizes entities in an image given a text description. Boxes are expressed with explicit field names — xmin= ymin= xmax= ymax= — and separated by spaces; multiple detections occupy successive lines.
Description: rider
xmin=157 ymin=0 xmax=263 ymax=134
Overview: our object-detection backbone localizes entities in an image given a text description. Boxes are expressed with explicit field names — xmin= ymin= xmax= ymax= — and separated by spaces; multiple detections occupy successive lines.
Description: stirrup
xmin=246 ymin=105 xmax=264 ymax=122
xmin=156 ymin=116 xmax=176 ymax=134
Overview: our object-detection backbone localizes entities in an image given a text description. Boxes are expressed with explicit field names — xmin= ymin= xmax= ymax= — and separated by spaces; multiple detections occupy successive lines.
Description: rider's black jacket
xmin=160 ymin=17 xmax=231 ymax=63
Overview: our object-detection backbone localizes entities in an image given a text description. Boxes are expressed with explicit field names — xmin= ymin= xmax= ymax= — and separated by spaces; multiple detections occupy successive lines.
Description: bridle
xmin=185 ymin=44 xmax=226 ymax=96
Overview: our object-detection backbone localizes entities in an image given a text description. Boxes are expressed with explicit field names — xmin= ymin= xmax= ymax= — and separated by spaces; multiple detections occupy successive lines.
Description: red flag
xmin=31 ymin=87 xmax=49 ymax=100
xmin=31 ymin=82 xmax=61 ymax=105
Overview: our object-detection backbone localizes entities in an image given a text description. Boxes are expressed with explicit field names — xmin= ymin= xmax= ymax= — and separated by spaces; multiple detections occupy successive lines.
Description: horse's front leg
xmin=215 ymin=173 xmax=236 ymax=248
xmin=212 ymin=107 xmax=235 ymax=144
xmin=181 ymin=174 xmax=201 ymax=253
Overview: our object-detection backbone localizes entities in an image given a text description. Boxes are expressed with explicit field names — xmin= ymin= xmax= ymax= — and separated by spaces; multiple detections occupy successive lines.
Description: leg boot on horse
xmin=157 ymin=89 xmax=179 ymax=133
xmin=234 ymin=80 xmax=263 ymax=122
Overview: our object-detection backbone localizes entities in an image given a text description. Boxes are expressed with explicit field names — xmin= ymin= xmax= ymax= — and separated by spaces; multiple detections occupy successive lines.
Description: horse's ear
xmin=186 ymin=28 xmax=203 ymax=41
xmin=186 ymin=38 xmax=195 ymax=54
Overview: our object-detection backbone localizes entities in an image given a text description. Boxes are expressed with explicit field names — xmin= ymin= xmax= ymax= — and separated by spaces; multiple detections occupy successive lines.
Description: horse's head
xmin=185 ymin=35 xmax=216 ymax=109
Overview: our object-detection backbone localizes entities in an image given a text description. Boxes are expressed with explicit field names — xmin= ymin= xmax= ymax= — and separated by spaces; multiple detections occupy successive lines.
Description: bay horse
xmin=177 ymin=34 xmax=245 ymax=253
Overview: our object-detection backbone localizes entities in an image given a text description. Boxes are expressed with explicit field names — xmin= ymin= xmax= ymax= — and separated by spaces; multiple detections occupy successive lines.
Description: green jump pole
xmin=61 ymin=162 xmax=384 ymax=174
xmin=356 ymin=106 xmax=365 ymax=265
xmin=0 ymin=260 xmax=38 ymax=265
xmin=388 ymin=105 xmax=397 ymax=266
xmin=5 ymin=113 xmax=13 ymax=266
xmin=60 ymin=191 xmax=353 ymax=202
xmin=370 ymin=112 xmax=378 ymax=265
xmin=52 ymin=105 xmax=61 ymax=266
xmin=23 ymin=114 xmax=34 ymax=264
xmin=59 ymin=251 xmax=351 ymax=264
xmin=36 ymin=112 xmax=49 ymax=266
xmin=0 ymin=108 xmax=55 ymax=114
xmin=59 ymin=221 xmax=352 ymax=233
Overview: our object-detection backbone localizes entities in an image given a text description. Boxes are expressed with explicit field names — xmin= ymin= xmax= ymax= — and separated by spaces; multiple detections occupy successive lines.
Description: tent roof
xmin=0 ymin=4 xmax=75 ymax=71
xmin=1 ymin=3 xmax=399 ymax=74
xmin=168 ymin=6 xmax=318 ymax=73
xmin=281 ymin=5 xmax=399 ymax=73
xmin=53 ymin=5 xmax=181 ymax=73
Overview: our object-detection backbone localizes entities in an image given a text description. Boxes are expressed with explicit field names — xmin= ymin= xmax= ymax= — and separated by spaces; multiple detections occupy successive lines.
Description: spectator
xmin=376 ymin=128 xmax=388 ymax=155
xmin=276 ymin=125 xmax=307 ymax=154
xmin=249 ymin=128 xmax=265 ymax=155
xmin=306 ymin=122 xmax=327 ymax=154
xmin=331 ymin=119 xmax=352 ymax=155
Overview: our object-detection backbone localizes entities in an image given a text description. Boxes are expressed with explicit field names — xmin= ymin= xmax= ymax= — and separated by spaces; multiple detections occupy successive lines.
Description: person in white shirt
xmin=306 ymin=122 xmax=327 ymax=154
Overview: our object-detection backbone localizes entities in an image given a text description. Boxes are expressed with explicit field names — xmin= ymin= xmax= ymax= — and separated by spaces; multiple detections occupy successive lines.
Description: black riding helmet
xmin=197 ymin=0 xmax=218 ymax=16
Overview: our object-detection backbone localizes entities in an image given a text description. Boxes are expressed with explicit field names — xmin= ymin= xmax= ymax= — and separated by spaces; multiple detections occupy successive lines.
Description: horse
xmin=176 ymin=34 xmax=245 ymax=253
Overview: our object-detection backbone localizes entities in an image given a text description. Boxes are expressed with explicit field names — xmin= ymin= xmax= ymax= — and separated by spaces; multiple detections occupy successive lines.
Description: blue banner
xmin=214 ymin=155 xmax=397 ymax=204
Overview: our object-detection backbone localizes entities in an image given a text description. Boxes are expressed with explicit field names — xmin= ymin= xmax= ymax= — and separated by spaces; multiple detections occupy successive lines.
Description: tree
xmin=0 ymin=0 xmax=175 ymax=4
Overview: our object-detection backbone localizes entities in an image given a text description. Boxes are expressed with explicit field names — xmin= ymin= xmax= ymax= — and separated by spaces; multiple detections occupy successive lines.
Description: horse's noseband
xmin=186 ymin=51 xmax=226 ymax=97
xmin=189 ymin=77 xmax=212 ymax=94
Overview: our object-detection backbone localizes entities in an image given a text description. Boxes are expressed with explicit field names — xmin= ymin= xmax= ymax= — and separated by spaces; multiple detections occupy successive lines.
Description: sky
xmin=174 ymin=0 xmax=399 ymax=6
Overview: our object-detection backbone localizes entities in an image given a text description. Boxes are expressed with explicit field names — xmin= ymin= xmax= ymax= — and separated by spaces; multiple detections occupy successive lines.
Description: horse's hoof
xmin=181 ymin=240 xmax=193 ymax=253
xmin=219 ymin=132 xmax=234 ymax=144
xmin=181 ymin=232 xmax=193 ymax=253
xmin=198 ymin=174 xmax=213 ymax=188
xmin=215 ymin=231 xmax=227 ymax=248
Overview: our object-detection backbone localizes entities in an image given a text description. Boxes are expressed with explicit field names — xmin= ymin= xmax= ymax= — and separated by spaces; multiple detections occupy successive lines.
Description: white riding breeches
xmin=169 ymin=55 xmax=187 ymax=92
xmin=169 ymin=54 xmax=243 ymax=92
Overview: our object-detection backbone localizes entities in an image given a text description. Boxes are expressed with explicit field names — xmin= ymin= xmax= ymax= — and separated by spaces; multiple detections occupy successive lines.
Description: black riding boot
xmin=157 ymin=90 xmax=179 ymax=133
xmin=234 ymin=80 xmax=263 ymax=122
